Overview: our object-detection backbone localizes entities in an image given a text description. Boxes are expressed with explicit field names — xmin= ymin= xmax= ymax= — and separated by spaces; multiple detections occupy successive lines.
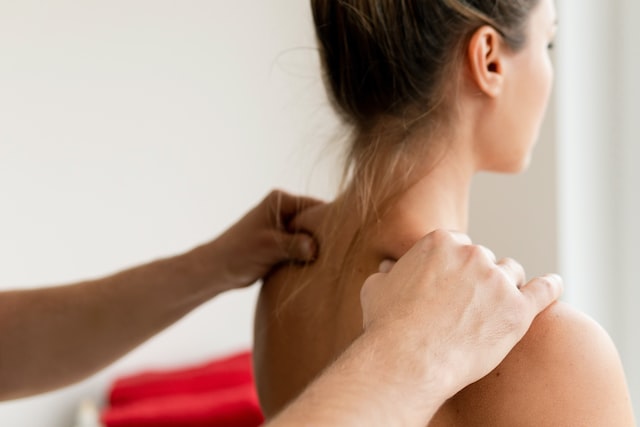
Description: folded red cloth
xmin=109 ymin=352 xmax=254 ymax=406
xmin=102 ymin=351 xmax=263 ymax=427
xmin=101 ymin=383 xmax=263 ymax=427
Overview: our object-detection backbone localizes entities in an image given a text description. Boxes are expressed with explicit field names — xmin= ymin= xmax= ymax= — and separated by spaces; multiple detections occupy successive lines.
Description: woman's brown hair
xmin=310 ymin=0 xmax=541 ymax=224
xmin=312 ymin=0 xmax=539 ymax=133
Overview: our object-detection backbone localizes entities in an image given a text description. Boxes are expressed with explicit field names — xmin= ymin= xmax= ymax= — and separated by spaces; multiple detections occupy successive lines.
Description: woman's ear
xmin=467 ymin=26 xmax=506 ymax=98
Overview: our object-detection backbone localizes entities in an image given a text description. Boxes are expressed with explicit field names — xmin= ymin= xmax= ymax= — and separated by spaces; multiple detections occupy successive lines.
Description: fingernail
xmin=379 ymin=259 xmax=395 ymax=273
xmin=302 ymin=236 xmax=318 ymax=260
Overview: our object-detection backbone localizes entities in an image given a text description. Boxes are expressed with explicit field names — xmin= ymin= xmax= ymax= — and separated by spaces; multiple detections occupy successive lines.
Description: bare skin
xmin=256 ymin=192 xmax=634 ymax=426
xmin=254 ymin=0 xmax=635 ymax=424
xmin=266 ymin=230 xmax=564 ymax=427
xmin=0 ymin=190 xmax=320 ymax=401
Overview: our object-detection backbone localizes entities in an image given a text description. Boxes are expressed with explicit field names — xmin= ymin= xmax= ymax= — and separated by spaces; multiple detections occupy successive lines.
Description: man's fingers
xmin=267 ymin=190 xmax=324 ymax=221
xmin=423 ymin=229 xmax=472 ymax=245
xmin=378 ymin=260 xmax=396 ymax=273
xmin=496 ymin=258 xmax=526 ymax=288
xmin=520 ymin=274 xmax=564 ymax=315
xmin=444 ymin=230 xmax=473 ymax=245
xmin=279 ymin=232 xmax=318 ymax=263
xmin=478 ymin=245 xmax=497 ymax=263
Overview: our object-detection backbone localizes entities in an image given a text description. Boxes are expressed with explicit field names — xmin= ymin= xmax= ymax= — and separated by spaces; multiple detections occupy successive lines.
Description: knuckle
xmin=538 ymin=275 xmax=552 ymax=287
xmin=536 ymin=276 xmax=556 ymax=297
xmin=506 ymin=258 xmax=525 ymax=275
xmin=428 ymin=228 xmax=451 ymax=244
xmin=487 ymin=264 xmax=506 ymax=283
xmin=497 ymin=257 xmax=526 ymax=288
xmin=501 ymin=257 xmax=517 ymax=269
xmin=482 ymin=268 xmax=511 ymax=294
xmin=466 ymin=244 xmax=486 ymax=261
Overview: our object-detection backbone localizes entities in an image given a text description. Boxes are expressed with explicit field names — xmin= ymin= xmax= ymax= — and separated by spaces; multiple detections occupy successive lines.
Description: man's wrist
xmin=179 ymin=240 xmax=231 ymax=296
xmin=353 ymin=327 xmax=451 ymax=422
xmin=273 ymin=328 xmax=449 ymax=427
xmin=155 ymin=241 xmax=230 ymax=304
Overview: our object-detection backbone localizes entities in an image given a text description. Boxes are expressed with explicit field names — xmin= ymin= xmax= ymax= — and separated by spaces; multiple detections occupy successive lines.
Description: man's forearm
xmin=0 ymin=241 xmax=221 ymax=401
xmin=0 ymin=190 xmax=321 ymax=402
xmin=268 ymin=330 xmax=446 ymax=427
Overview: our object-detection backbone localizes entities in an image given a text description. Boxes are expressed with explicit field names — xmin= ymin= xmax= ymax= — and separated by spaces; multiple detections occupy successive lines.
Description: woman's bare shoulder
xmin=449 ymin=301 xmax=635 ymax=426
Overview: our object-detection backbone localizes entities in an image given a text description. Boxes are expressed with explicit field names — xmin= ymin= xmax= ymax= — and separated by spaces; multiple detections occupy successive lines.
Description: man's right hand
xmin=360 ymin=229 xmax=563 ymax=404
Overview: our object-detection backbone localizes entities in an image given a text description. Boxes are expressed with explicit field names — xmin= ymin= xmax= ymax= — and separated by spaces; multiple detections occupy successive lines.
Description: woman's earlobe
xmin=468 ymin=26 xmax=505 ymax=98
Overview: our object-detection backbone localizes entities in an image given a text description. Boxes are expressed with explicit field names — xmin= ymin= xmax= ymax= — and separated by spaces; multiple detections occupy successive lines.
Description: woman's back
xmin=254 ymin=200 xmax=634 ymax=426
xmin=254 ymin=202 xmax=375 ymax=415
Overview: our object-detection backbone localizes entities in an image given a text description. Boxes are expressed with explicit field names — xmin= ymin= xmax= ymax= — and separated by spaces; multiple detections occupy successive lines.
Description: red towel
xmin=102 ymin=351 xmax=263 ymax=427
xmin=108 ymin=352 xmax=254 ymax=406
xmin=102 ymin=383 xmax=263 ymax=427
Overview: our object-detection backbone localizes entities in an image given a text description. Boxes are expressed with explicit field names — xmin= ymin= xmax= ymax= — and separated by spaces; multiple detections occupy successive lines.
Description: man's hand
xmin=0 ymin=190 xmax=324 ymax=401
xmin=360 ymin=229 xmax=563 ymax=404
xmin=205 ymin=190 xmax=323 ymax=291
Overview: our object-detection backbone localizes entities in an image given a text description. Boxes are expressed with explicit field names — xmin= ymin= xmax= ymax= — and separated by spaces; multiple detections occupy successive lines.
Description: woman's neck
xmin=394 ymin=147 xmax=474 ymax=232
xmin=335 ymin=133 xmax=477 ymax=260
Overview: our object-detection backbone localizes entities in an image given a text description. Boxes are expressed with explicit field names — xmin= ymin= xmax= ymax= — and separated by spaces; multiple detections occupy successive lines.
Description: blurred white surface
xmin=555 ymin=0 xmax=639 ymax=414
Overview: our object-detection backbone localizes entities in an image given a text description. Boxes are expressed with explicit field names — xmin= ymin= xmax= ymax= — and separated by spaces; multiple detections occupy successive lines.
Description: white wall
xmin=554 ymin=0 xmax=638 ymax=414
xmin=0 ymin=1 xmax=336 ymax=426
xmin=618 ymin=0 xmax=640 ymax=415
xmin=469 ymin=106 xmax=558 ymax=279
xmin=556 ymin=0 xmax=619 ymax=333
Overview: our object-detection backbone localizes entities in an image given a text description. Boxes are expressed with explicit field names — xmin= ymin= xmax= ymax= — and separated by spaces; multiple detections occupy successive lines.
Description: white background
xmin=554 ymin=0 xmax=639 ymax=417
xmin=0 ymin=1 xmax=637 ymax=425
